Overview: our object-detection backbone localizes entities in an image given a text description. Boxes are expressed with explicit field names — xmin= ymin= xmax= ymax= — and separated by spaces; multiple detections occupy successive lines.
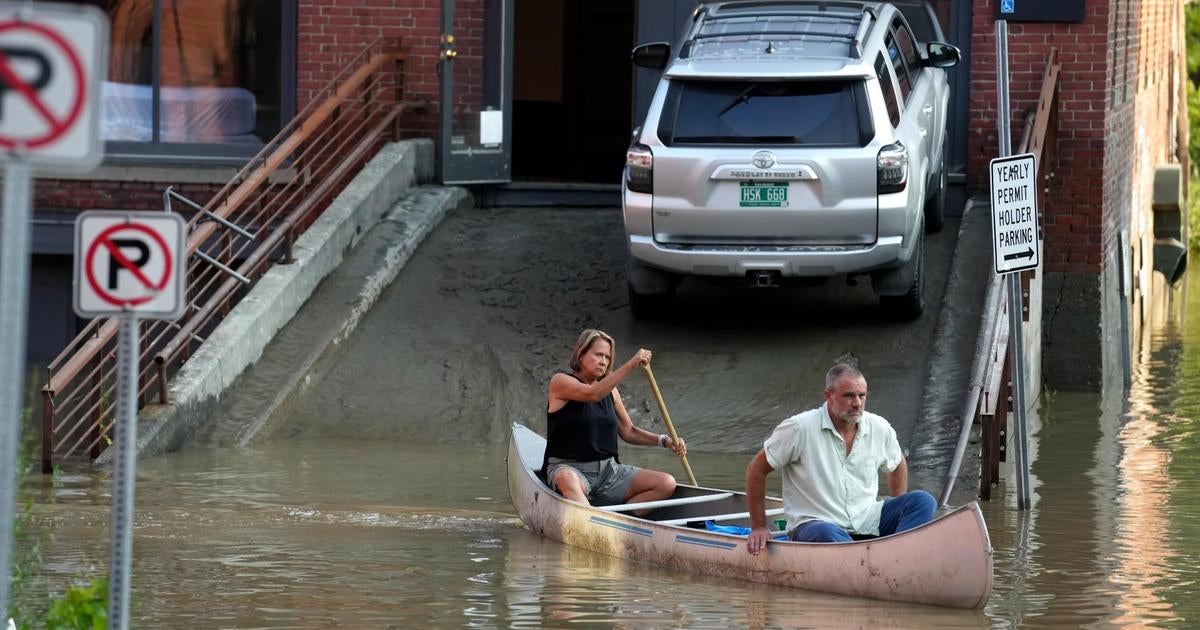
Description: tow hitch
xmin=748 ymin=270 xmax=782 ymax=288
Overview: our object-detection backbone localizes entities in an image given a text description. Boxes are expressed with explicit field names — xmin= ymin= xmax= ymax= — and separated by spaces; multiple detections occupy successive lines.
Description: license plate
xmin=739 ymin=181 xmax=789 ymax=207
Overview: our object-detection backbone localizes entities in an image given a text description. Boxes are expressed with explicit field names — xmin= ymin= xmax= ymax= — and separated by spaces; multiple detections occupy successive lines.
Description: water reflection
xmin=501 ymin=530 xmax=986 ymax=629
xmin=980 ymin=272 xmax=1200 ymax=628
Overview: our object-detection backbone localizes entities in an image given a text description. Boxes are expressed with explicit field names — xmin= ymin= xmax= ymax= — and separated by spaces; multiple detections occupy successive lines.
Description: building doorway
xmin=511 ymin=0 xmax=633 ymax=183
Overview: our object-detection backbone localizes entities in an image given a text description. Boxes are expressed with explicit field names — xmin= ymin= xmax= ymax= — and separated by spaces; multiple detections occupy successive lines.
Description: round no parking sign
xmin=74 ymin=211 xmax=187 ymax=319
xmin=0 ymin=4 xmax=107 ymax=168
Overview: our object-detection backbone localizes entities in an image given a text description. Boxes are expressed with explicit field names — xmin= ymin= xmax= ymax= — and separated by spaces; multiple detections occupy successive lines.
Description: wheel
xmin=879 ymin=231 xmax=924 ymax=321
xmin=625 ymin=256 xmax=675 ymax=320
xmin=628 ymin=286 xmax=672 ymax=319
xmin=924 ymin=151 xmax=947 ymax=234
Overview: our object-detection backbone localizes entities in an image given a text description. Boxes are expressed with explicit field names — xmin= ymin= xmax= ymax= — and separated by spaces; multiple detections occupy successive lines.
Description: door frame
xmin=439 ymin=0 xmax=515 ymax=184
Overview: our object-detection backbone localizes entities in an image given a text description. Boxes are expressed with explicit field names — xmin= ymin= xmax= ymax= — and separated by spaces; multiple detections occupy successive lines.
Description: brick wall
xmin=33 ymin=179 xmax=224 ymax=213
xmin=1117 ymin=0 xmax=1186 ymax=327
xmin=967 ymin=0 xmax=1111 ymax=275
xmin=297 ymin=0 xmax=444 ymax=140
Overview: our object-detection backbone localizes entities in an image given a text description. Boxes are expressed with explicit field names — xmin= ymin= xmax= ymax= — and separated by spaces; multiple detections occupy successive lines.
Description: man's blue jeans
xmin=789 ymin=490 xmax=936 ymax=543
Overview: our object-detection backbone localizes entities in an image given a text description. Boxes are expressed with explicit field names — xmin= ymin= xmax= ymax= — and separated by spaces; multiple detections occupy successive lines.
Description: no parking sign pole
xmin=75 ymin=211 xmax=185 ymax=629
xmin=0 ymin=156 xmax=31 ymax=624
xmin=0 ymin=2 xmax=108 ymax=621
xmin=993 ymin=18 xmax=1036 ymax=511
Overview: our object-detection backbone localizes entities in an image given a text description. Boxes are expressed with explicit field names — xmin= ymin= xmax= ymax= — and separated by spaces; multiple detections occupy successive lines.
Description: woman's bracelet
xmin=659 ymin=434 xmax=670 ymax=448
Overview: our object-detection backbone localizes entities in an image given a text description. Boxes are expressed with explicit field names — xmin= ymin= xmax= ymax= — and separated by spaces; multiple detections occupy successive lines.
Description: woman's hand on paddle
xmin=747 ymin=526 xmax=770 ymax=556
xmin=628 ymin=348 xmax=652 ymax=368
xmin=666 ymin=435 xmax=686 ymax=457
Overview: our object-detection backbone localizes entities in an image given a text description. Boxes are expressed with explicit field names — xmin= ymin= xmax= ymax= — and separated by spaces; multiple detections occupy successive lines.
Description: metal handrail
xmin=41 ymin=37 xmax=415 ymax=471
xmin=938 ymin=47 xmax=1060 ymax=504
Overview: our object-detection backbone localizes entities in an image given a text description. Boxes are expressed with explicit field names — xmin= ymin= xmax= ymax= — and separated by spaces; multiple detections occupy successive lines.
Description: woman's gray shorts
xmin=545 ymin=457 xmax=640 ymax=506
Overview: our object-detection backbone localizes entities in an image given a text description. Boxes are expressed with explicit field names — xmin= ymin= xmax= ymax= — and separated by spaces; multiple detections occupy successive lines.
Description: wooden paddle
xmin=641 ymin=364 xmax=698 ymax=486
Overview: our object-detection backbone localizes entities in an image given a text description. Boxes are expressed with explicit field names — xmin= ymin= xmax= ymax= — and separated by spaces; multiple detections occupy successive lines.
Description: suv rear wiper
xmin=671 ymin=135 xmax=801 ymax=144
xmin=716 ymin=84 xmax=758 ymax=117
xmin=729 ymin=135 xmax=802 ymax=143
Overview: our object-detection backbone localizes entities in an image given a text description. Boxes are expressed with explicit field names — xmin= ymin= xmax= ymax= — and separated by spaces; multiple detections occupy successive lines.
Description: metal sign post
xmin=73 ymin=211 xmax=184 ymax=630
xmin=994 ymin=19 xmax=1033 ymax=511
xmin=0 ymin=4 xmax=109 ymax=620
xmin=107 ymin=315 xmax=138 ymax=630
xmin=0 ymin=159 xmax=32 ymax=625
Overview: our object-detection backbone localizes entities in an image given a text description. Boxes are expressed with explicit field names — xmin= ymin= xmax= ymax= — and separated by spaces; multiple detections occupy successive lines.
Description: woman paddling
xmin=543 ymin=329 xmax=686 ymax=508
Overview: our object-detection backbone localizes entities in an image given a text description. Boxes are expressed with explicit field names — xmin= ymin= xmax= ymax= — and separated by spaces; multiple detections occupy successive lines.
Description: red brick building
xmin=26 ymin=0 xmax=1189 ymax=391
xmin=967 ymin=0 xmax=1188 ymax=389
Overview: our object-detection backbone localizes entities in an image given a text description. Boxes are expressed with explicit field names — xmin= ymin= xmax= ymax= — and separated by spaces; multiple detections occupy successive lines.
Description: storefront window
xmin=77 ymin=0 xmax=292 ymax=152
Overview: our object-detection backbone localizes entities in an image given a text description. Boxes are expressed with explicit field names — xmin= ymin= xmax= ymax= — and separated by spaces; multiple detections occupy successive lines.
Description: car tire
xmin=924 ymin=151 xmax=947 ymax=234
xmin=626 ymin=257 xmax=675 ymax=319
xmin=879 ymin=231 xmax=924 ymax=321
xmin=628 ymin=286 xmax=673 ymax=319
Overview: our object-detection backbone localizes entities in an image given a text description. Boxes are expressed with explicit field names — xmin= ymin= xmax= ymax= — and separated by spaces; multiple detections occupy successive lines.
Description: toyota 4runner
xmin=623 ymin=0 xmax=960 ymax=320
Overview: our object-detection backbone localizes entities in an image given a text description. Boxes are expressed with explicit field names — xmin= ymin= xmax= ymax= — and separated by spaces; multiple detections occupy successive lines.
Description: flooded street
xmin=13 ymin=205 xmax=1200 ymax=627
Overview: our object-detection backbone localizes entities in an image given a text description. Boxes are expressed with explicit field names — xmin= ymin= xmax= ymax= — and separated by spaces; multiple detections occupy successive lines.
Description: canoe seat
xmin=658 ymin=508 xmax=784 ymax=527
xmin=599 ymin=492 xmax=734 ymax=513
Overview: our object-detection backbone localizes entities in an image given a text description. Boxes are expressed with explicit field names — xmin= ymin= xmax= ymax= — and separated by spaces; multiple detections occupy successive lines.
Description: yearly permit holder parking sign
xmin=988 ymin=153 xmax=1040 ymax=275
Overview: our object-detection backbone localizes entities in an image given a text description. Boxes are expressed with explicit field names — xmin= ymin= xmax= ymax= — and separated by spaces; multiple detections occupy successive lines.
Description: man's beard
xmin=841 ymin=412 xmax=862 ymax=425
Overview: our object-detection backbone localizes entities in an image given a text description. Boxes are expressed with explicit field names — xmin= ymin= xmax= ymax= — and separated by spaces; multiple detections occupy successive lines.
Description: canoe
xmin=507 ymin=423 xmax=993 ymax=609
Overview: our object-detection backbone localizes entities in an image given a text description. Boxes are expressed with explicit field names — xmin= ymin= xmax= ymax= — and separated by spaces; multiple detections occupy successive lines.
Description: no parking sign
xmin=74 ymin=211 xmax=187 ymax=319
xmin=0 ymin=2 xmax=107 ymax=168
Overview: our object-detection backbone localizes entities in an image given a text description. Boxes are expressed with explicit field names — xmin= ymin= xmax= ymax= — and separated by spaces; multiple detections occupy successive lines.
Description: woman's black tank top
xmin=544 ymin=372 xmax=620 ymax=464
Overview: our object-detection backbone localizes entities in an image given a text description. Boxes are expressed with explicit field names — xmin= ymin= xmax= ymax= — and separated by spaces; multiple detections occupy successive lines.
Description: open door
xmin=439 ymin=0 xmax=514 ymax=184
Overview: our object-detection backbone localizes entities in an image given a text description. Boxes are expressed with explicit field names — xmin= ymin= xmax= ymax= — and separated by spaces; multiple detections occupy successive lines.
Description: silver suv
xmin=623 ymin=1 xmax=960 ymax=319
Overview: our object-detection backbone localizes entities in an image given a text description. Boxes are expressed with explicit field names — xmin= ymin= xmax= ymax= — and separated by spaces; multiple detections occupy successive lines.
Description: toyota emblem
xmin=752 ymin=151 xmax=776 ymax=169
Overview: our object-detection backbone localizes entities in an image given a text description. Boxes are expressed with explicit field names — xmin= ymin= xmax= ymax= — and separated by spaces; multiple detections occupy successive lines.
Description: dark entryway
xmin=512 ymin=0 xmax=633 ymax=183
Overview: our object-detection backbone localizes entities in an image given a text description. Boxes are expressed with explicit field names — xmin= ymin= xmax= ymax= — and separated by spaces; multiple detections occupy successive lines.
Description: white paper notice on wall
xmin=480 ymin=110 xmax=503 ymax=146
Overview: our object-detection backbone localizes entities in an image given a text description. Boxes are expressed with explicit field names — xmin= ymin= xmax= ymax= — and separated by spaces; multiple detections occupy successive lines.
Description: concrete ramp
xmin=260 ymin=203 xmax=990 ymax=455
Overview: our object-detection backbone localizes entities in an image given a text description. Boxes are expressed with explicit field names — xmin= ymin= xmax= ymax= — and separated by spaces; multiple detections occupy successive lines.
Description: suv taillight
xmin=626 ymin=143 xmax=654 ymax=194
xmin=877 ymin=141 xmax=908 ymax=194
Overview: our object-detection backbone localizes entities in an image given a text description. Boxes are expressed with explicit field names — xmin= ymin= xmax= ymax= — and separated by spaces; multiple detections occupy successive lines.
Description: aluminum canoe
xmin=507 ymin=422 xmax=993 ymax=609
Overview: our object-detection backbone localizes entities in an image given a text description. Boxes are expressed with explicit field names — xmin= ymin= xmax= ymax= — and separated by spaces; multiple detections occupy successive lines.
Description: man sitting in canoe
xmin=745 ymin=357 xmax=935 ymax=553
xmin=543 ymin=329 xmax=687 ymax=509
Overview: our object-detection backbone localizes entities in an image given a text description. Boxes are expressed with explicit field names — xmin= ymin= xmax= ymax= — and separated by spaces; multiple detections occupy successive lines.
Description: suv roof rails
xmin=702 ymin=0 xmax=873 ymax=12
xmin=684 ymin=2 xmax=879 ymax=60
xmin=851 ymin=12 xmax=874 ymax=57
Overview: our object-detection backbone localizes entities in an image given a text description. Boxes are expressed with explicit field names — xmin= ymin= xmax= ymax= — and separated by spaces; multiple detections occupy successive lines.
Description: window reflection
xmin=77 ymin=0 xmax=283 ymax=145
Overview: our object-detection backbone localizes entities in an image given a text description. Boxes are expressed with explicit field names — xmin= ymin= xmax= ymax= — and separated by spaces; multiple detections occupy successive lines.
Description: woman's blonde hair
xmin=569 ymin=329 xmax=616 ymax=373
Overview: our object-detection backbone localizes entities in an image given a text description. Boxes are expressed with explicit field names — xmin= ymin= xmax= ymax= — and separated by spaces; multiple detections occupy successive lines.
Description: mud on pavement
xmin=269 ymin=205 xmax=960 ymax=455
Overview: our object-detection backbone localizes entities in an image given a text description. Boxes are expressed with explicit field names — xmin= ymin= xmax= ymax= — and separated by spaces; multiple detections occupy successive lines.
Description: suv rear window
xmin=657 ymin=79 xmax=873 ymax=147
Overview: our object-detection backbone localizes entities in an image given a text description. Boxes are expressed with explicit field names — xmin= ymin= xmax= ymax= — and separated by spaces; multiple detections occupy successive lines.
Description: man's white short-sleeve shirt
xmin=763 ymin=403 xmax=903 ymax=536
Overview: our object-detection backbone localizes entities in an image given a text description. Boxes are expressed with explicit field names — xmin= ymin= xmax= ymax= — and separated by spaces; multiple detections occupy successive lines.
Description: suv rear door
xmin=649 ymin=77 xmax=880 ymax=247
xmin=888 ymin=17 xmax=937 ymax=180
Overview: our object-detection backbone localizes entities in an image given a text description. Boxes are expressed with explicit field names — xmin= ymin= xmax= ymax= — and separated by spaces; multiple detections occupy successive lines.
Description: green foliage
xmin=1189 ymin=4 xmax=1200 ymax=253
xmin=1188 ymin=2 xmax=1200 ymax=81
xmin=43 ymin=579 xmax=108 ymax=630
xmin=1191 ymin=174 xmax=1200 ymax=253
xmin=1191 ymin=66 xmax=1200 ymax=171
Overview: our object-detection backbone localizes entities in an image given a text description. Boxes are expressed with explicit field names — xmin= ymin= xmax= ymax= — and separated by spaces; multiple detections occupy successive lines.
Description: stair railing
xmin=40 ymin=37 xmax=419 ymax=472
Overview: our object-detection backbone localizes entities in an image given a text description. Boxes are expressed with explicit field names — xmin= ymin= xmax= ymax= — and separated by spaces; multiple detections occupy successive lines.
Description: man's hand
xmin=744 ymin=450 xmax=775 ymax=555
xmin=747 ymin=526 xmax=770 ymax=555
